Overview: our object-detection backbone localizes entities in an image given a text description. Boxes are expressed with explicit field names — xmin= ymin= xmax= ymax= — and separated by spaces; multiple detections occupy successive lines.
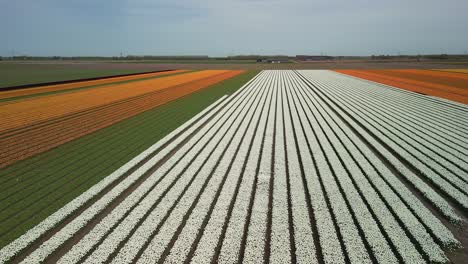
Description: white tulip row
xmin=215 ymin=74 xmax=274 ymax=263
xmin=20 ymin=89 xmax=244 ymax=264
xmin=137 ymin=71 xmax=272 ymax=264
xmin=330 ymin=72 xmax=468 ymax=149
xmin=286 ymin=72 xmax=397 ymax=263
xmin=285 ymin=73 xmax=377 ymax=264
xmin=299 ymin=71 xmax=468 ymax=210
xmin=319 ymin=74 xmax=467 ymax=169
xmin=188 ymin=72 xmax=276 ymax=264
xmin=80 ymin=71 xmax=270 ymax=264
xmin=332 ymin=70 xmax=468 ymax=128
xmin=242 ymin=71 xmax=277 ymax=264
xmin=330 ymin=73 xmax=468 ymax=154
xmin=270 ymin=72 xmax=292 ymax=263
xmin=293 ymin=74 xmax=448 ymax=263
xmin=58 ymin=76 xmax=259 ymax=264
xmin=318 ymin=76 xmax=462 ymax=223
xmin=14 ymin=70 xmax=264 ymax=263
xmin=335 ymin=71 xmax=468 ymax=153
xmin=279 ymin=72 xmax=344 ymax=263
xmin=165 ymin=71 xmax=274 ymax=264
xmin=28 ymin=86 xmax=246 ymax=263
xmin=278 ymin=73 xmax=322 ymax=264
xmin=299 ymin=75 xmax=461 ymax=250
xmin=298 ymin=71 xmax=463 ymax=222
xmin=313 ymin=75 xmax=468 ymax=186
xmin=0 ymin=91 xmax=232 ymax=263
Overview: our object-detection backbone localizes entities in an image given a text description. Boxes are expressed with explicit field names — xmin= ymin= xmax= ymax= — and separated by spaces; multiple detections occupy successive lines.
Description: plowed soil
xmin=0 ymin=70 xmax=243 ymax=168
xmin=335 ymin=69 xmax=468 ymax=104
xmin=0 ymin=70 xmax=231 ymax=132
xmin=0 ymin=70 xmax=187 ymax=100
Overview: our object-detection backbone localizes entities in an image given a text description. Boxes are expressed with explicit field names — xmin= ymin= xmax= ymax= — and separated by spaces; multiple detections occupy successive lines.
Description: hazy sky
xmin=1 ymin=0 xmax=468 ymax=56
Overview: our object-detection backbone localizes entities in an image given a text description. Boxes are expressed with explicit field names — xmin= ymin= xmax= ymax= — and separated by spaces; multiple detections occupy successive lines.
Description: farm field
xmin=0 ymin=69 xmax=189 ymax=102
xmin=0 ymin=70 xmax=243 ymax=168
xmin=1 ymin=70 xmax=466 ymax=263
xmin=0 ymin=63 xmax=173 ymax=89
xmin=0 ymin=70 xmax=257 ymax=250
xmin=335 ymin=69 xmax=468 ymax=104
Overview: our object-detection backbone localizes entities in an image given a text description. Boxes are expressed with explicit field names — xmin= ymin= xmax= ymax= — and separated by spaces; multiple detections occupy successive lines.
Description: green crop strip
xmin=0 ymin=70 xmax=259 ymax=249
xmin=0 ymin=63 xmax=160 ymax=89
xmin=0 ymin=70 xmax=195 ymax=103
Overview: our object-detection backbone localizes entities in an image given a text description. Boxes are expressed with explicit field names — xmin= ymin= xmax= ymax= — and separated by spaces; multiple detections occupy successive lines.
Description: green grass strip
xmin=0 ymin=70 xmax=259 ymax=249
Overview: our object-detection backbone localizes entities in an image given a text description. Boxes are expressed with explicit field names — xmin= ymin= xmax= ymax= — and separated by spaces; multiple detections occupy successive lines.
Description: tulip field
xmin=1 ymin=70 xmax=466 ymax=263
xmin=336 ymin=69 xmax=468 ymax=104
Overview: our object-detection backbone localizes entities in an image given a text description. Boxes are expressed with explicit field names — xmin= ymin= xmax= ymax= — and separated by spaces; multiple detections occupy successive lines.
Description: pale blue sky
xmin=1 ymin=0 xmax=467 ymax=56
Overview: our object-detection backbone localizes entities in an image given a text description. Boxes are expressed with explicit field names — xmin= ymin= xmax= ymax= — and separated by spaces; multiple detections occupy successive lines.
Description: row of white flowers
xmin=287 ymin=72 xmax=394 ymax=263
xmin=0 ymin=93 xmax=230 ymax=263
xmin=284 ymin=74 xmax=374 ymax=264
xmin=300 ymin=70 xmax=463 ymax=221
xmin=295 ymin=76 xmax=445 ymax=263
xmin=279 ymin=73 xmax=321 ymax=264
xmin=329 ymin=72 xmax=468 ymax=158
xmin=56 ymin=71 xmax=267 ymax=264
xmin=268 ymin=72 xmax=295 ymax=263
xmin=189 ymin=72 xmax=275 ymax=264
xmin=322 ymin=76 xmax=468 ymax=172
xmin=164 ymin=73 xmax=271 ymax=264
xmin=215 ymin=74 xmax=274 ymax=264
xmin=59 ymin=101 xmax=225 ymax=263
xmin=280 ymin=73 xmax=344 ymax=263
xmin=306 ymin=74 xmax=461 ymax=250
xmin=17 ymin=94 xmax=235 ymax=264
xmin=339 ymin=75 xmax=468 ymax=157
xmin=319 ymin=77 xmax=468 ymax=188
xmin=78 ymin=71 xmax=269 ymax=264
xmin=299 ymin=71 xmax=468 ymax=211
xmin=331 ymin=70 xmax=468 ymax=126
xmin=299 ymin=71 xmax=463 ymax=254
xmin=135 ymin=72 xmax=272 ymax=263
xmin=332 ymin=71 xmax=468 ymax=162
xmin=242 ymin=73 xmax=277 ymax=264
xmin=335 ymin=81 xmax=461 ymax=222
xmin=334 ymin=82 xmax=468 ymax=208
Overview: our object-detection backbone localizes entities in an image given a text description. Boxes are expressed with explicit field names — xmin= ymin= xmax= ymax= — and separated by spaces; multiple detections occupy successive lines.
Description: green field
xmin=0 ymin=70 xmax=259 ymax=249
xmin=0 ymin=63 xmax=151 ymax=89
